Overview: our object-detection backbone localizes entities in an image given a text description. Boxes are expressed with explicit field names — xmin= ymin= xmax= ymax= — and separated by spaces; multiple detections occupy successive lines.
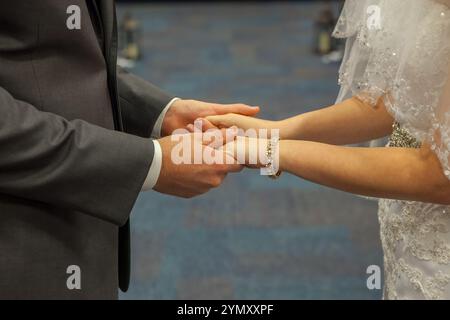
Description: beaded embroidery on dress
xmin=380 ymin=124 xmax=450 ymax=299
xmin=333 ymin=0 xmax=450 ymax=299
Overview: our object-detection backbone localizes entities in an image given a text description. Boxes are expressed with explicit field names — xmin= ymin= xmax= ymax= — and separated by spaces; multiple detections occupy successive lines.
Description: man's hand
xmin=161 ymin=99 xmax=260 ymax=137
xmin=154 ymin=130 xmax=243 ymax=198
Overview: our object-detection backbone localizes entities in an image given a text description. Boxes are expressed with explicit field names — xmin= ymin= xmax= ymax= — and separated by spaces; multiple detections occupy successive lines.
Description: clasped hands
xmin=154 ymin=99 xmax=280 ymax=198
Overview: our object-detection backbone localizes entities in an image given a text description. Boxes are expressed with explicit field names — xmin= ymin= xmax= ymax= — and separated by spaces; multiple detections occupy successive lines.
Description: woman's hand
xmin=200 ymin=113 xmax=286 ymax=138
xmin=221 ymin=136 xmax=275 ymax=169
xmin=162 ymin=99 xmax=259 ymax=137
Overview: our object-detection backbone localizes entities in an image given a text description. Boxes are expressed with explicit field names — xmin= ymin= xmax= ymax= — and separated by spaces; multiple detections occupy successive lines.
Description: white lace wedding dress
xmin=333 ymin=0 xmax=450 ymax=299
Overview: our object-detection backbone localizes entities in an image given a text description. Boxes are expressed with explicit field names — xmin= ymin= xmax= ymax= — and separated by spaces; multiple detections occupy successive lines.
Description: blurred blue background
xmin=117 ymin=1 xmax=383 ymax=300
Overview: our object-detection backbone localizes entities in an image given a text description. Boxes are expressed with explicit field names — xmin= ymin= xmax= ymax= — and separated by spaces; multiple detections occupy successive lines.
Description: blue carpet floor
xmin=117 ymin=2 xmax=383 ymax=300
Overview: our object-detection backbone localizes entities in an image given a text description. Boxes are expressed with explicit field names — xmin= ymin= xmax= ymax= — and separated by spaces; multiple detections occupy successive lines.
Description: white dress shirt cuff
xmin=151 ymin=97 xmax=180 ymax=138
xmin=143 ymin=97 xmax=180 ymax=191
xmin=142 ymin=140 xmax=162 ymax=191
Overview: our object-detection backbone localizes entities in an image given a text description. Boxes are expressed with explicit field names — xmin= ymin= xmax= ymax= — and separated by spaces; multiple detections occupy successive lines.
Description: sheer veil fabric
xmin=334 ymin=0 xmax=450 ymax=179
xmin=333 ymin=0 xmax=450 ymax=299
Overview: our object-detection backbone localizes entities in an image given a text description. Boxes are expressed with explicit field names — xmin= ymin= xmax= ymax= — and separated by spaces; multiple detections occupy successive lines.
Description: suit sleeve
xmin=0 ymin=85 xmax=153 ymax=226
xmin=117 ymin=67 xmax=175 ymax=138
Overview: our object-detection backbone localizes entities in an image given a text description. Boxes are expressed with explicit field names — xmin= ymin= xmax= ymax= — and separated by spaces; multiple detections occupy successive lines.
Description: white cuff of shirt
xmin=142 ymin=140 xmax=162 ymax=191
xmin=151 ymin=97 xmax=180 ymax=139
xmin=142 ymin=97 xmax=180 ymax=191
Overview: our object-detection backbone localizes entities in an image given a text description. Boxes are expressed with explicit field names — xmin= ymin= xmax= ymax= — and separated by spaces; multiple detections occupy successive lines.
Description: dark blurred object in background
xmin=313 ymin=4 xmax=336 ymax=55
xmin=119 ymin=11 xmax=142 ymax=68
xmin=314 ymin=1 xmax=346 ymax=64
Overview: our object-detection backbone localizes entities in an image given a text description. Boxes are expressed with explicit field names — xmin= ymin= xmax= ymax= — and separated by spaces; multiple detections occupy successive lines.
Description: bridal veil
xmin=333 ymin=0 xmax=450 ymax=180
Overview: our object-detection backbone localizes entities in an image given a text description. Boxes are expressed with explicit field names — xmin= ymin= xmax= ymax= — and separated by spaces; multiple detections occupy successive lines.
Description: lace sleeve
xmin=432 ymin=75 xmax=450 ymax=178
xmin=333 ymin=0 xmax=450 ymax=179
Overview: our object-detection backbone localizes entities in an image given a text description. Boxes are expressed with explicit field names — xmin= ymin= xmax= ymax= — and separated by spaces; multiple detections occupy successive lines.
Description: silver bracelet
xmin=264 ymin=137 xmax=282 ymax=179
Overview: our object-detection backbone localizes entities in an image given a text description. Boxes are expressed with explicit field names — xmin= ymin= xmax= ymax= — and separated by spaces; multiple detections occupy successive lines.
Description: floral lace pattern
xmin=378 ymin=199 xmax=450 ymax=299
xmin=378 ymin=124 xmax=450 ymax=299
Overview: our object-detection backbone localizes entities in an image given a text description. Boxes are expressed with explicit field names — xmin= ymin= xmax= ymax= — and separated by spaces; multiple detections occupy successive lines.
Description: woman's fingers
xmin=200 ymin=118 xmax=217 ymax=131
xmin=204 ymin=115 xmax=226 ymax=128
xmin=205 ymin=114 xmax=242 ymax=128
xmin=186 ymin=118 xmax=217 ymax=132
xmin=214 ymin=104 xmax=260 ymax=116
xmin=205 ymin=127 xmax=238 ymax=148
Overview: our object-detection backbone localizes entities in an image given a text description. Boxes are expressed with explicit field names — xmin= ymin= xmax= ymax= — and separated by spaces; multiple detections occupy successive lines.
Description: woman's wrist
xmin=278 ymin=115 xmax=305 ymax=140
xmin=278 ymin=140 xmax=291 ymax=172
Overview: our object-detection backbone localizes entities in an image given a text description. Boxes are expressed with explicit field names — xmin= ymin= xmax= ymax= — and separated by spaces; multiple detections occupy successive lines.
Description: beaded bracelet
xmin=264 ymin=137 xmax=282 ymax=179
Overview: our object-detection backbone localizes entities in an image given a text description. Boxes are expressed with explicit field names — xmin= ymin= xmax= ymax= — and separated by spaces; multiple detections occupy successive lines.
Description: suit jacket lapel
xmin=97 ymin=0 xmax=117 ymax=73
xmin=94 ymin=0 xmax=123 ymax=130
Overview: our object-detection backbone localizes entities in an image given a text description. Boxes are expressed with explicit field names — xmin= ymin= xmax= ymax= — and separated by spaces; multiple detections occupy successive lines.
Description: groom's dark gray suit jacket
xmin=0 ymin=0 xmax=174 ymax=299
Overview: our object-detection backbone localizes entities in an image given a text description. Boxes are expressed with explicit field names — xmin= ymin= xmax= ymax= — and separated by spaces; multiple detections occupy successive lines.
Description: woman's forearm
xmin=280 ymin=97 xmax=395 ymax=145
xmin=278 ymin=140 xmax=450 ymax=205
